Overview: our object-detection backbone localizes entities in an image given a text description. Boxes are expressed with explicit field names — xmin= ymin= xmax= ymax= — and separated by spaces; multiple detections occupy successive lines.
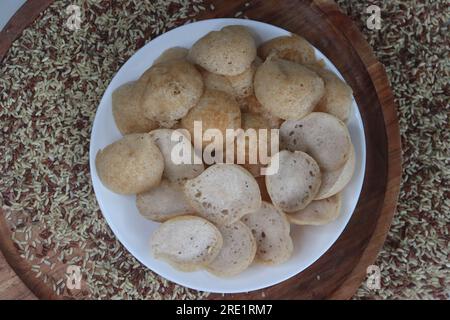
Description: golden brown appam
xmin=95 ymin=133 xmax=164 ymax=194
xmin=188 ymin=25 xmax=257 ymax=76
xmin=258 ymin=34 xmax=316 ymax=64
xmin=112 ymin=81 xmax=158 ymax=135
xmin=254 ymin=58 xmax=325 ymax=120
xmin=140 ymin=59 xmax=204 ymax=125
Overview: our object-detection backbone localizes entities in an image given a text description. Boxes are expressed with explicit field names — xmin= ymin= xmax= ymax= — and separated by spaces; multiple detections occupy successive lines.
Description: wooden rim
xmin=0 ymin=0 xmax=57 ymax=300
xmin=311 ymin=1 xmax=402 ymax=299
xmin=0 ymin=0 xmax=401 ymax=299
xmin=0 ymin=0 xmax=53 ymax=62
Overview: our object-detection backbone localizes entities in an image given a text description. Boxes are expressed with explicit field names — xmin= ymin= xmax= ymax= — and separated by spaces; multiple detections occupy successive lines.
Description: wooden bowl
xmin=0 ymin=0 xmax=401 ymax=299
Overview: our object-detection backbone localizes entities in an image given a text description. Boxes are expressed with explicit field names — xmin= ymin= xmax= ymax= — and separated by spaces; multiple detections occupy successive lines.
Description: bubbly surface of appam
xmin=280 ymin=112 xmax=352 ymax=171
xmin=242 ymin=201 xmax=293 ymax=265
xmin=258 ymin=34 xmax=316 ymax=64
xmin=288 ymin=193 xmax=341 ymax=225
xmin=315 ymin=143 xmax=355 ymax=199
xmin=153 ymin=47 xmax=188 ymax=65
xmin=180 ymin=89 xmax=241 ymax=149
xmin=308 ymin=64 xmax=353 ymax=122
xmin=254 ymin=58 xmax=325 ymax=120
xmin=189 ymin=25 xmax=256 ymax=76
xmin=150 ymin=216 xmax=223 ymax=271
xmin=95 ymin=133 xmax=164 ymax=194
xmin=112 ymin=81 xmax=158 ymax=134
xmin=206 ymin=221 xmax=256 ymax=277
xmin=184 ymin=164 xmax=261 ymax=226
xmin=150 ymin=128 xmax=204 ymax=183
xmin=140 ymin=59 xmax=203 ymax=124
xmin=266 ymin=150 xmax=321 ymax=212
xmin=136 ymin=180 xmax=193 ymax=222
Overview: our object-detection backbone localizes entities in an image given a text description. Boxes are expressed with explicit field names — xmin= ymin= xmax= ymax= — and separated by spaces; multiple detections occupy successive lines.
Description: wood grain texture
xmin=0 ymin=252 xmax=36 ymax=300
xmin=0 ymin=212 xmax=59 ymax=300
xmin=0 ymin=0 xmax=401 ymax=300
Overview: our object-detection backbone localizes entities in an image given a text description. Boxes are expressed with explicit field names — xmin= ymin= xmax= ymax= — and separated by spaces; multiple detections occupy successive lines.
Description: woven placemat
xmin=0 ymin=0 xmax=448 ymax=299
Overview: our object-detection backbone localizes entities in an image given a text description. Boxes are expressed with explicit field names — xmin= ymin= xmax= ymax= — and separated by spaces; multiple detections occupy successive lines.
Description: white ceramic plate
xmin=89 ymin=18 xmax=366 ymax=294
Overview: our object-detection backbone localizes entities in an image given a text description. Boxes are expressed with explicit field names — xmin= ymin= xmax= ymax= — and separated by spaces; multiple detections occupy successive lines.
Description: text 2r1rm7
xmin=220 ymin=304 xmax=272 ymax=315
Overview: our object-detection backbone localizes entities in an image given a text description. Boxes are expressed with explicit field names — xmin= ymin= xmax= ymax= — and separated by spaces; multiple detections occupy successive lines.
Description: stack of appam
xmin=94 ymin=25 xmax=356 ymax=277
